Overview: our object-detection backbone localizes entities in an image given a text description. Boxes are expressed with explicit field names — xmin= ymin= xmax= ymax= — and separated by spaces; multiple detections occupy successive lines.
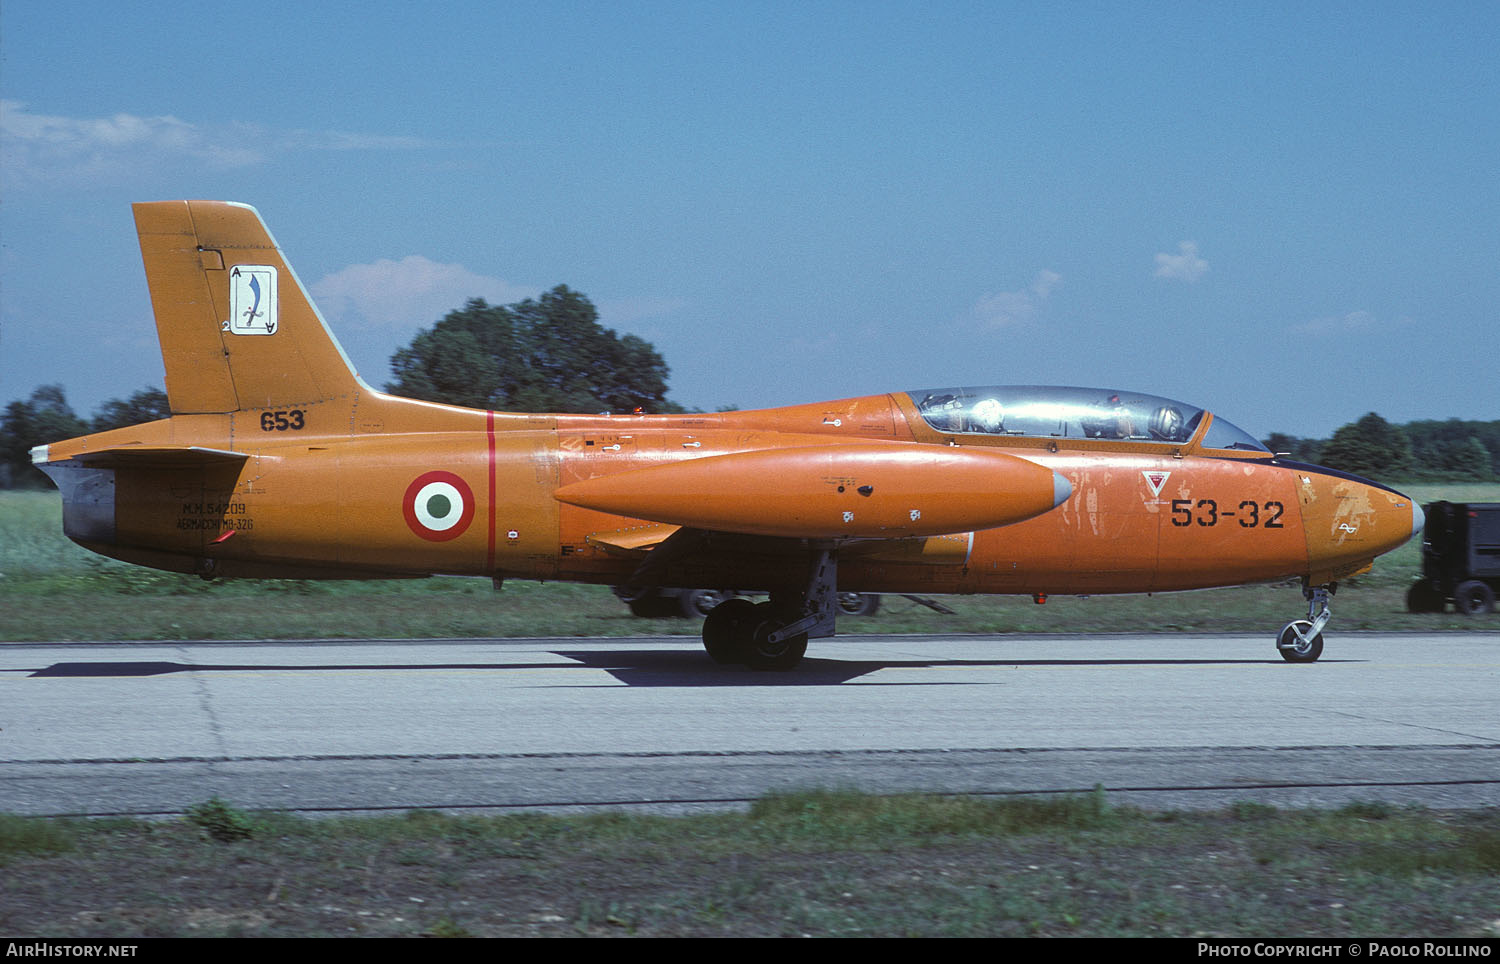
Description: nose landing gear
xmin=1278 ymin=582 xmax=1334 ymax=662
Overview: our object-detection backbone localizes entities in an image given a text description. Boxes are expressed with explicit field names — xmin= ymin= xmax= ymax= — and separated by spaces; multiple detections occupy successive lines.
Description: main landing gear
xmin=701 ymin=549 xmax=839 ymax=670
xmin=1277 ymin=582 xmax=1334 ymax=663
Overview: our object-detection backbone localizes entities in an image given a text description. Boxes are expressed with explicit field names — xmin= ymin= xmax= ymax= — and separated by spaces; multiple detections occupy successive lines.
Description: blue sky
xmin=3 ymin=0 xmax=1496 ymax=438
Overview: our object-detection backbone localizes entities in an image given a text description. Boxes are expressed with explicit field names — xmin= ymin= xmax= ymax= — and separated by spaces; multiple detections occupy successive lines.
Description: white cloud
xmin=1153 ymin=241 xmax=1209 ymax=283
xmin=0 ymin=99 xmax=260 ymax=183
xmin=0 ymin=100 xmax=433 ymax=186
xmin=1292 ymin=309 xmax=1412 ymax=337
xmin=310 ymin=256 xmax=540 ymax=329
xmin=283 ymin=129 xmax=433 ymax=152
xmin=969 ymin=269 xmax=1062 ymax=329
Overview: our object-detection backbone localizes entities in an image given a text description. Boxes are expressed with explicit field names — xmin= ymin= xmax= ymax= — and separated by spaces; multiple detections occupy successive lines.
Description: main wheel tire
xmin=837 ymin=592 xmax=880 ymax=616
xmin=1454 ymin=580 xmax=1495 ymax=616
xmin=1278 ymin=620 xmax=1324 ymax=662
xmin=702 ymin=597 xmax=756 ymax=664
xmin=743 ymin=606 xmax=808 ymax=671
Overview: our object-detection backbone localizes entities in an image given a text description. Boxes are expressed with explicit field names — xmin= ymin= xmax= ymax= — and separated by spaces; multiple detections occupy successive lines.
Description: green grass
xmin=3 ymin=485 xmax=1497 ymax=642
xmin=2 ymin=791 xmax=1497 ymax=937
xmin=0 ymin=813 xmax=76 ymax=865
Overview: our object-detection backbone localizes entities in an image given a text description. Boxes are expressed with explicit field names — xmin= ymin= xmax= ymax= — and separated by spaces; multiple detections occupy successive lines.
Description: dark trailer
xmin=1408 ymin=502 xmax=1500 ymax=615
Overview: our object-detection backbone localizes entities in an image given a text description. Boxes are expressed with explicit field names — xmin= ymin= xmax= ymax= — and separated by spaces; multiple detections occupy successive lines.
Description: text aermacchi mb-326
xmin=32 ymin=202 xmax=1425 ymax=669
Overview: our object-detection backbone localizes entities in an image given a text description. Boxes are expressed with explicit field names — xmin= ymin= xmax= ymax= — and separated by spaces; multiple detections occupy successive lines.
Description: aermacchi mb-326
xmin=32 ymin=201 xmax=1425 ymax=669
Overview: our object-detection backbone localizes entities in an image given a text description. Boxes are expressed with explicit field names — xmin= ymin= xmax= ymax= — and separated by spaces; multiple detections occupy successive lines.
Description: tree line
xmin=387 ymin=286 xmax=681 ymax=414
xmin=1 ymin=386 xmax=170 ymax=487
xmin=2 ymin=285 xmax=1495 ymax=487
xmin=1265 ymin=413 xmax=1499 ymax=483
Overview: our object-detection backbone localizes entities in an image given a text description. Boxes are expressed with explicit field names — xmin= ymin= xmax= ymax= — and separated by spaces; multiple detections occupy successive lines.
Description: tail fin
xmin=134 ymin=200 xmax=364 ymax=414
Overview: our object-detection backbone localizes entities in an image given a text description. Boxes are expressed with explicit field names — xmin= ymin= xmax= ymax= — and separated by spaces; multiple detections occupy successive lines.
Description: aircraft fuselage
xmin=39 ymin=390 xmax=1418 ymax=597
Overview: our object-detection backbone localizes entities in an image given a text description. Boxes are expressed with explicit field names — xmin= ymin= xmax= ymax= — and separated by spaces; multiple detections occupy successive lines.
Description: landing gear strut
xmin=701 ymin=548 xmax=839 ymax=670
xmin=1277 ymin=582 xmax=1334 ymax=663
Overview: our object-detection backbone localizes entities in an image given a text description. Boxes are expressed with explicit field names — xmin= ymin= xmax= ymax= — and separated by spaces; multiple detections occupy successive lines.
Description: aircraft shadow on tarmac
xmin=26 ymin=651 xmax=1318 ymax=687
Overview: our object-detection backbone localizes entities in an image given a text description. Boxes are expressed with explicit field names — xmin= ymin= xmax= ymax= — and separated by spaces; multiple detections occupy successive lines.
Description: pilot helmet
xmin=1150 ymin=405 xmax=1184 ymax=440
xmin=970 ymin=397 xmax=1004 ymax=431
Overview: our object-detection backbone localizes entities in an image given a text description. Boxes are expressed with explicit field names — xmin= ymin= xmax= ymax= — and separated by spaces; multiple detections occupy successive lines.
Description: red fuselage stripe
xmin=486 ymin=410 xmax=497 ymax=572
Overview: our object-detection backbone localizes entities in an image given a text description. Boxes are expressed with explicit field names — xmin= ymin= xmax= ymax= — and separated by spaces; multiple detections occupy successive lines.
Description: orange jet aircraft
xmin=32 ymin=201 xmax=1425 ymax=669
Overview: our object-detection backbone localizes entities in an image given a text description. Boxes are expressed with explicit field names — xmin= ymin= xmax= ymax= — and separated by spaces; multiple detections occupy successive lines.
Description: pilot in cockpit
xmin=1149 ymin=405 xmax=1185 ymax=441
xmin=1082 ymin=394 xmax=1134 ymax=439
xmin=918 ymin=393 xmax=964 ymax=432
xmin=970 ymin=397 xmax=1004 ymax=433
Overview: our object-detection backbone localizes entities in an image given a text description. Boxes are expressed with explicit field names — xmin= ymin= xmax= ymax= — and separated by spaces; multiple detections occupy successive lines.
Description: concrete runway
xmin=2 ymin=633 xmax=1497 ymax=816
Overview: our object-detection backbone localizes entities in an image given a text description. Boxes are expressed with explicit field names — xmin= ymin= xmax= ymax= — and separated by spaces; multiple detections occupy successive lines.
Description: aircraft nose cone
xmin=1411 ymin=499 xmax=1425 ymax=539
xmin=1052 ymin=470 xmax=1072 ymax=508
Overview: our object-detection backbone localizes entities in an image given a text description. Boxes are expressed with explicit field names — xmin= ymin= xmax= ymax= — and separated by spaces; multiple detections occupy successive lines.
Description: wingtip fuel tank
xmin=553 ymin=441 xmax=1071 ymax=539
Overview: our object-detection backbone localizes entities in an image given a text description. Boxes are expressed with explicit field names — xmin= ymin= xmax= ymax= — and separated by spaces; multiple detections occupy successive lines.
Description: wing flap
xmin=585 ymin=522 xmax=682 ymax=557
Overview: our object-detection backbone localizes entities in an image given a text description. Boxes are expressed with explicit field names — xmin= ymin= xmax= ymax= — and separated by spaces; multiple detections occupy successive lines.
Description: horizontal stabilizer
xmin=69 ymin=446 xmax=250 ymax=469
xmin=554 ymin=442 xmax=1071 ymax=539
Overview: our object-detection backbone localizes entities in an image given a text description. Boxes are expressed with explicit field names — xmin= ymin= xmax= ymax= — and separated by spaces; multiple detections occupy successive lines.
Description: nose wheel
xmin=1278 ymin=583 xmax=1333 ymax=662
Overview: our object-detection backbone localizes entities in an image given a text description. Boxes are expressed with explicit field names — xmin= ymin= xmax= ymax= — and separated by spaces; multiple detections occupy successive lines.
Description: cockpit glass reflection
xmin=1199 ymin=414 xmax=1270 ymax=451
xmin=907 ymin=386 xmax=1267 ymax=452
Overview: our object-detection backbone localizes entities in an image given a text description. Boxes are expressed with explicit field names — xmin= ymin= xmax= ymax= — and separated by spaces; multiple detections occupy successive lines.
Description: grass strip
xmin=2 ymin=791 xmax=1497 ymax=937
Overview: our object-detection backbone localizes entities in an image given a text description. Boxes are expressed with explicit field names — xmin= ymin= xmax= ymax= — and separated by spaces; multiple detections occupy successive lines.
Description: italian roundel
xmin=403 ymin=471 xmax=476 ymax=542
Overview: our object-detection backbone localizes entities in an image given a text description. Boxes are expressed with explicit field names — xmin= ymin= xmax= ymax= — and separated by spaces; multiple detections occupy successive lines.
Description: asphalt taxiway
xmin=2 ymin=633 xmax=1497 ymax=816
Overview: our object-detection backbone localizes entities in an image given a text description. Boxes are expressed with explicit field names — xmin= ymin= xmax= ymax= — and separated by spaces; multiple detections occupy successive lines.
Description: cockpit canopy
xmin=907 ymin=386 xmax=1268 ymax=452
